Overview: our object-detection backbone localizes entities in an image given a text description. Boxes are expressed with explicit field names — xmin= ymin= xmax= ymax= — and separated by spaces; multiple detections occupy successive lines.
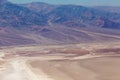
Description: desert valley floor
xmin=0 ymin=42 xmax=120 ymax=80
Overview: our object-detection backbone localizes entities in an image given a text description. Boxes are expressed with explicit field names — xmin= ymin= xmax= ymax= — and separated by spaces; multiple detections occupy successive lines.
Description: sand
xmin=80 ymin=56 xmax=120 ymax=80
xmin=0 ymin=42 xmax=120 ymax=80
xmin=30 ymin=56 xmax=120 ymax=80
xmin=0 ymin=58 xmax=55 ymax=80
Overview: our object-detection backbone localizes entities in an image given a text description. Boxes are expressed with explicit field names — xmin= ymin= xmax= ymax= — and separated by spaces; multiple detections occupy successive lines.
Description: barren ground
xmin=0 ymin=42 xmax=120 ymax=80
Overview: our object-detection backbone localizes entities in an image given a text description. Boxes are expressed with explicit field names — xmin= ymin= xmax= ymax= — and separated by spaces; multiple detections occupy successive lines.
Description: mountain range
xmin=94 ymin=6 xmax=120 ymax=14
xmin=0 ymin=1 xmax=120 ymax=46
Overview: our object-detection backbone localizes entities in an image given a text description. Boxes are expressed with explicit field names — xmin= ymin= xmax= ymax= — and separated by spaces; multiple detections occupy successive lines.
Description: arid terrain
xmin=0 ymin=0 xmax=120 ymax=80
xmin=0 ymin=42 xmax=120 ymax=80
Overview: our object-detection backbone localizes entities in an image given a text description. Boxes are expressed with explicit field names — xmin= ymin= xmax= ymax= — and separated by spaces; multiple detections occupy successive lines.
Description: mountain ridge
xmin=0 ymin=1 xmax=120 ymax=46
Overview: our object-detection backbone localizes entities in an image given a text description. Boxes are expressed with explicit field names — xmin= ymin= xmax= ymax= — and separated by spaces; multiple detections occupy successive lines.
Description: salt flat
xmin=30 ymin=56 xmax=120 ymax=80
xmin=0 ymin=42 xmax=119 ymax=80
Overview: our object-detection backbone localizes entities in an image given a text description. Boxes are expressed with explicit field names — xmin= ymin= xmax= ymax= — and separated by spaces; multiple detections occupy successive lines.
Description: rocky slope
xmin=0 ymin=1 xmax=120 ymax=46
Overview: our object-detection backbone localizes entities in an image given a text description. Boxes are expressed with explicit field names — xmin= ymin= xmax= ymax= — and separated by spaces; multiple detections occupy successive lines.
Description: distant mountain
xmin=22 ymin=3 xmax=120 ymax=29
xmin=0 ymin=0 xmax=7 ymax=5
xmin=21 ymin=2 xmax=56 ymax=14
xmin=1 ymin=2 xmax=120 ymax=29
xmin=0 ymin=2 xmax=47 ymax=28
xmin=94 ymin=6 xmax=120 ymax=14
xmin=0 ymin=2 xmax=120 ymax=46
xmin=47 ymin=5 xmax=120 ymax=29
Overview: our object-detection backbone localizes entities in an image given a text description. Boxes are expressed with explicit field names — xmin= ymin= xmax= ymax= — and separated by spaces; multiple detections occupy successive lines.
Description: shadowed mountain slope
xmin=0 ymin=2 xmax=47 ymax=27
xmin=0 ymin=2 xmax=120 ymax=46
xmin=23 ymin=3 xmax=120 ymax=29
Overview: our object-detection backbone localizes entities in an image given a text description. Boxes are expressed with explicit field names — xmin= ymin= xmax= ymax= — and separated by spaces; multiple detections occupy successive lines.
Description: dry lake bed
xmin=0 ymin=42 xmax=120 ymax=80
